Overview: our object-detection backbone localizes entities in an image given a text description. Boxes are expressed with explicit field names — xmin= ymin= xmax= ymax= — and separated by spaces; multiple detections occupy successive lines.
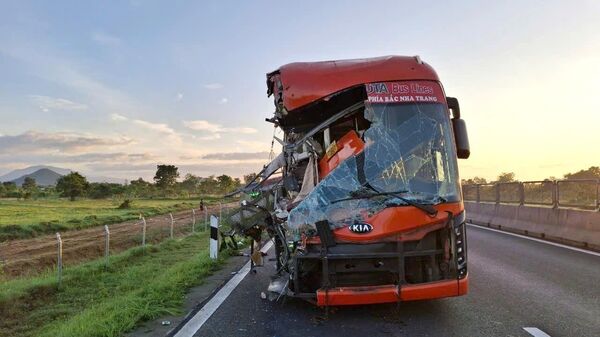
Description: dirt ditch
xmin=0 ymin=203 xmax=238 ymax=280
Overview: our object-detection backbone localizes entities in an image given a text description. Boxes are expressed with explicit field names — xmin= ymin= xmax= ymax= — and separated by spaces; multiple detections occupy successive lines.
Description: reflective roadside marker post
xmin=56 ymin=232 xmax=63 ymax=286
xmin=104 ymin=225 xmax=110 ymax=268
xmin=192 ymin=209 xmax=196 ymax=233
xmin=210 ymin=215 xmax=218 ymax=259
xmin=169 ymin=213 xmax=174 ymax=239
xmin=141 ymin=217 xmax=147 ymax=248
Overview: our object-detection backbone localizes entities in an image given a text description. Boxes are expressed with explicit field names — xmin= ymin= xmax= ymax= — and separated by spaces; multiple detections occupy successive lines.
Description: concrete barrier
xmin=465 ymin=202 xmax=600 ymax=251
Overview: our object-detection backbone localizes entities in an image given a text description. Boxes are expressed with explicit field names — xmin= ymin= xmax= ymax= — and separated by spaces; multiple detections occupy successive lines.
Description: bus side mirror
xmin=446 ymin=97 xmax=470 ymax=159
xmin=452 ymin=118 xmax=470 ymax=159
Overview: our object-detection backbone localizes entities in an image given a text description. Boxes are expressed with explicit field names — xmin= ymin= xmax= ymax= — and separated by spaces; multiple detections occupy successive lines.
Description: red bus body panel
xmin=272 ymin=55 xmax=440 ymax=111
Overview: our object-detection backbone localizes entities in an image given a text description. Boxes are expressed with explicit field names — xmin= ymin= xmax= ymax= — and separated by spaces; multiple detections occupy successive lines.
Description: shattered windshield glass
xmin=286 ymin=101 xmax=460 ymax=238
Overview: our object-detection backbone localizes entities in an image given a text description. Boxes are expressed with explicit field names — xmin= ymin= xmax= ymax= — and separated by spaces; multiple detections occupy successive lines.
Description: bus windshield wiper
xmin=331 ymin=187 xmax=438 ymax=216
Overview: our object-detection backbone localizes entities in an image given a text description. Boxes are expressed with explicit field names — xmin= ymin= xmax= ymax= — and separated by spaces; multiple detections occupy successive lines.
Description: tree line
xmin=461 ymin=166 xmax=600 ymax=185
xmin=0 ymin=165 xmax=257 ymax=201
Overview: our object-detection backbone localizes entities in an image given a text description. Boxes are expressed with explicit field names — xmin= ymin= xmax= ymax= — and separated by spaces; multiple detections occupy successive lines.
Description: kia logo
xmin=349 ymin=223 xmax=373 ymax=234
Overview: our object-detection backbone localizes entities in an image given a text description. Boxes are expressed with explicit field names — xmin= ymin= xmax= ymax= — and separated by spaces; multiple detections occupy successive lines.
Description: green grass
xmin=0 ymin=231 xmax=231 ymax=337
xmin=0 ymin=197 xmax=220 ymax=241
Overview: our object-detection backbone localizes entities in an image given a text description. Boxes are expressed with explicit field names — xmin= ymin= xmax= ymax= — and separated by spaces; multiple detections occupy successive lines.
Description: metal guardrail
xmin=462 ymin=179 xmax=600 ymax=211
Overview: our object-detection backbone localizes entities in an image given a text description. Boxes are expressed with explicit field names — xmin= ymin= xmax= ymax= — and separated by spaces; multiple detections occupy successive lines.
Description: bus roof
xmin=267 ymin=55 xmax=440 ymax=112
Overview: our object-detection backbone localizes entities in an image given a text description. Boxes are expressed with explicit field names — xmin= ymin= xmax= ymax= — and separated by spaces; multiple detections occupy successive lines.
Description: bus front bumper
xmin=315 ymin=274 xmax=468 ymax=306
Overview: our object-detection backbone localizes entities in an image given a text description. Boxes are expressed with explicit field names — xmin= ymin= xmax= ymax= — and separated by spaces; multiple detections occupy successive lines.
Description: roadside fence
xmin=0 ymin=202 xmax=241 ymax=282
xmin=462 ymin=179 xmax=600 ymax=211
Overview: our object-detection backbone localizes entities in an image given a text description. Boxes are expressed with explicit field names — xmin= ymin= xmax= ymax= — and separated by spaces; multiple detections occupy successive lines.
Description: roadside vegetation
xmin=0 ymin=164 xmax=256 ymax=241
xmin=461 ymin=166 xmax=600 ymax=185
xmin=0 ymin=231 xmax=235 ymax=337
xmin=0 ymin=164 xmax=256 ymax=200
xmin=0 ymin=198 xmax=203 ymax=241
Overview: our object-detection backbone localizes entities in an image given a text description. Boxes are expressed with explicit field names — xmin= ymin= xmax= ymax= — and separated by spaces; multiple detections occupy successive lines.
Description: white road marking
xmin=468 ymin=223 xmax=600 ymax=257
xmin=174 ymin=240 xmax=274 ymax=337
xmin=523 ymin=327 xmax=552 ymax=337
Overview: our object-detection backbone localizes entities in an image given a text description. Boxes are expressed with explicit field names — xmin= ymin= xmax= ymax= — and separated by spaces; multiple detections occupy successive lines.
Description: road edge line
xmin=172 ymin=240 xmax=274 ymax=337
xmin=523 ymin=327 xmax=552 ymax=337
xmin=467 ymin=223 xmax=600 ymax=257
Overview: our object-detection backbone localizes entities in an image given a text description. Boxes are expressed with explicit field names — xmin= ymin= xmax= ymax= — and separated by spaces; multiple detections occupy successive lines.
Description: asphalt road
xmin=190 ymin=225 xmax=600 ymax=337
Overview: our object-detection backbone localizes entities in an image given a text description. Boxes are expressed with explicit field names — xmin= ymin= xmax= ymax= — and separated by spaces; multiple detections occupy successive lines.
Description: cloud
xmin=235 ymin=140 xmax=271 ymax=152
xmin=61 ymin=152 xmax=156 ymax=163
xmin=110 ymin=113 xmax=128 ymax=121
xmin=92 ymin=32 xmax=122 ymax=47
xmin=219 ymin=97 xmax=228 ymax=104
xmin=183 ymin=120 xmax=257 ymax=135
xmin=0 ymin=152 xmax=156 ymax=165
xmin=201 ymin=152 xmax=270 ymax=160
xmin=111 ymin=113 xmax=182 ymax=142
xmin=0 ymin=130 xmax=132 ymax=154
xmin=175 ymin=92 xmax=184 ymax=101
xmin=183 ymin=120 xmax=221 ymax=133
xmin=203 ymin=83 xmax=223 ymax=90
xmin=110 ymin=113 xmax=172 ymax=134
xmin=29 ymin=95 xmax=88 ymax=111
xmin=132 ymin=119 xmax=175 ymax=135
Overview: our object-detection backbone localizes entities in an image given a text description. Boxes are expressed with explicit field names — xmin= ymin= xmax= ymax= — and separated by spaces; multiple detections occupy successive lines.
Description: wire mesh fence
xmin=497 ymin=182 xmax=521 ymax=204
xmin=478 ymin=184 xmax=496 ymax=203
xmin=463 ymin=179 xmax=599 ymax=211
xmin=462 ymin=184 xmax=478 ymax=201
xmin=557 ymin=180 xmax=598 ymax=209
xmin=0 ymin=201 xmax=240 ymax=281
xmin=523 ymin=181 xmax=554 ymax=206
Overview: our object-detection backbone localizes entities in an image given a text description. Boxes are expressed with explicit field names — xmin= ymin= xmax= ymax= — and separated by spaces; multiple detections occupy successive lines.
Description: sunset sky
xmin=1 ymin=0 xmax=598 ymax=181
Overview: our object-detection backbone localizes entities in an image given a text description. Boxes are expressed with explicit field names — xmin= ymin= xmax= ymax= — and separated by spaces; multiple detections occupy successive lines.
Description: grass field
xmin=0 ymin=231 xmax=231 ymax=337
xmin=0 ymin=197 xmax=219 ymax=241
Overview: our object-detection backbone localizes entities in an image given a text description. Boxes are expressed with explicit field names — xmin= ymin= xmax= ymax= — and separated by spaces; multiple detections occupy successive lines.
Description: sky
xmin=0 ymin=0 xmax=599 ymax=182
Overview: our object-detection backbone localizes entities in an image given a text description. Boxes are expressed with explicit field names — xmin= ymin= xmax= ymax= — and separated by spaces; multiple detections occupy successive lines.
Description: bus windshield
xmin=286 ymin=101 xmax=460 ymax=236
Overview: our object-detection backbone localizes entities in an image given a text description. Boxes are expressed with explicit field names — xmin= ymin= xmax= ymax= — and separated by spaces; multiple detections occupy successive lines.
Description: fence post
xmin=593 ymin=179 xmax=599 ymax=211
xmin=210 ymin=215 xmax=218 ymax=259
xmin=219 ymin=202 xmax=222 ymax=226
xmin=56 ymin=232 xmax=63 ymax=286
xmin=519 ymin=182 xmax=525 ymax=206
xmin=552 ymin=181 xmax=559 ymax=209
xmin=495 ymin=184 xmax=500 ymax=204
xmin=204 ymin=208 xmax=208 ymax=231
xmin=141 ymin=217 xmax=147 ymax=247
xmin=169 ymin=213 xmax=174 ymax=239
xmin=192 ymin=209 xmax=196 ymax=233
xmin=476 ymin=185 xmax=480 ymax=203
xmin=104 ymin=225 xmax=110 ymax=268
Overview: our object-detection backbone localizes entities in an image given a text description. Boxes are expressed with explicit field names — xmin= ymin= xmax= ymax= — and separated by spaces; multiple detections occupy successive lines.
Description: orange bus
xmin=237 ymin=55 xmax=470 ymax=306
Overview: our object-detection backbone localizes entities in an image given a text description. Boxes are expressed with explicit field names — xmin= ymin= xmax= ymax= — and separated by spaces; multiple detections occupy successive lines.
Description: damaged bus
xmin=230 ymin=55 xmax=471 ymax=306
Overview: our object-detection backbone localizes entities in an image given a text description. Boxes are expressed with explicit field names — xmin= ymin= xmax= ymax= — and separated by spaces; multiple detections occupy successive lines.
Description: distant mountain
xmin=0 ymin=165 xmax=125 ymax=185
xmin=11 ymin=168 xmax=63 ymax=187
xmin=0 ymin=165 xmax=71 ymax=182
